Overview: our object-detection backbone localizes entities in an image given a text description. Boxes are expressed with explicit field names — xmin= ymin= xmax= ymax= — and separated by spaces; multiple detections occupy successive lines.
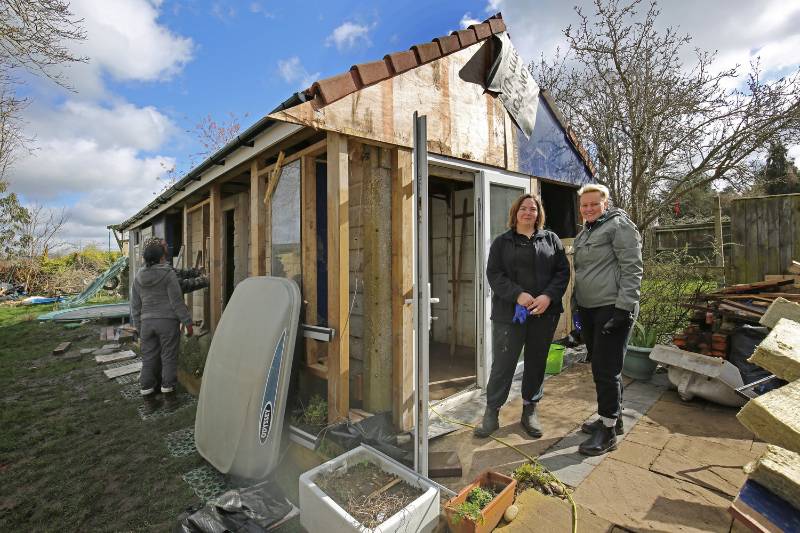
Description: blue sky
xmin=7 ymin=0 xmax=800 ymax=246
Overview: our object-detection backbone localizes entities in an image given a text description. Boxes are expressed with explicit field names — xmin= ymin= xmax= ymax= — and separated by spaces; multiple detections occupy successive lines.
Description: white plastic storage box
xmin=299 ymin=445 xmax=440 ymax=533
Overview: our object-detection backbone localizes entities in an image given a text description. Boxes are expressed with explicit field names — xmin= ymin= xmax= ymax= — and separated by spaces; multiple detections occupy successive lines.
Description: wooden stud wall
xmin=301 ymin=155 xmax=319 ymax=367
xmin=250 ymin=160 xmax=267 ymax=276
xmin=209 ymin=184 xmax=223 ymax=332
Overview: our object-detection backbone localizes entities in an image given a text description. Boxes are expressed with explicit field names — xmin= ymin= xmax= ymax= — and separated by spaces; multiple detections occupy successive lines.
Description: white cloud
xmin=485 ymin=0 xmax=504 ymax=14
xmin=64 ymin=0 xmax=194 ymax=96
xmin=460 ymin=13 xmax=481 ymax=29
xmin=326 ymin=21 xmax=372 ymax=51
xmin=277 ymin=56 xmax=320 ymax=89
xmin=249 ymin=1 xmax=274 ymax=18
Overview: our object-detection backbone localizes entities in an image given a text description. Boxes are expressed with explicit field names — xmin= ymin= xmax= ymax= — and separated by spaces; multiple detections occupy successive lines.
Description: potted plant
xmin=444 ymin=470 xmax=517 ymax=533
xmin=623 ymin=249 xmax=717 ymax=380
xmin=623 ymin=321 xmax=659 ymax=380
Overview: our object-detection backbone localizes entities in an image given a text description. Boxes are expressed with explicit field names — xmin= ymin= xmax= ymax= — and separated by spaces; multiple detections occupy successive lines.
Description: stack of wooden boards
xmin=673 ymin=276 xmax=800 ymax=357
xmin=732 ymin=296 xmax=800 ymax=529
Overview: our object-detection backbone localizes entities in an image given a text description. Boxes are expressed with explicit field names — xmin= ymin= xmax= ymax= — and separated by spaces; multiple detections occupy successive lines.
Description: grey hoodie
xmin=131 ymin=263 xmax=193 ymax=330
xmin=573 ymin=207 xmax=643 ymax=312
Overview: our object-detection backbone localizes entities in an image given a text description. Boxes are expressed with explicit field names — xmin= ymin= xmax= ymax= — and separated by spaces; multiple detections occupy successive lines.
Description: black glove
xmin=601 ymin=308 xmax=634 ymax=335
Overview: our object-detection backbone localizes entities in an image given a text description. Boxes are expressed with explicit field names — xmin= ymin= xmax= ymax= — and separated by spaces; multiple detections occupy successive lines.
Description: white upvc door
xmin=476 ymin=170 xmax=531 ymax=388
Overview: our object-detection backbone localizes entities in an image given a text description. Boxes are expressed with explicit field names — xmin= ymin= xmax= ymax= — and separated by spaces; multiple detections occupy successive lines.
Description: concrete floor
xmin=430 ymin=361 xmax=760 ymax=532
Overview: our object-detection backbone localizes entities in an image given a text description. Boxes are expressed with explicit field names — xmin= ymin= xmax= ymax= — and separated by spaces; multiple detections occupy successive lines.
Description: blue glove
xmin=513 ymin=304 xmax=528 ymax=324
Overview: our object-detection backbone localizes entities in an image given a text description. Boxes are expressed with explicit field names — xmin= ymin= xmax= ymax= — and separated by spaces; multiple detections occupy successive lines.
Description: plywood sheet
xmin=269 ymin=43 xmax=508 ymax=169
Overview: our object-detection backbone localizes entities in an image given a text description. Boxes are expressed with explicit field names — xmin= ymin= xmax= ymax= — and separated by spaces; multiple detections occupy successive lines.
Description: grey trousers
xmin=139 ymin=318 xmax=180 ymax=392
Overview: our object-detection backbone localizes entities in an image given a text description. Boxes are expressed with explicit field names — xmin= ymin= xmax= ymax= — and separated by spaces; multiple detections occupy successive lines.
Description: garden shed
xmin=114 ymin=12 xmax=595 ymax=451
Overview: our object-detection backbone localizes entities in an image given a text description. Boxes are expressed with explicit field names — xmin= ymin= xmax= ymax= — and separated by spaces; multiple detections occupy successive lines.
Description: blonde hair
xmin=507 ymin=193 xmax=546 ymax=231
xmin=577 ymin=183 xmax=610 ymax=201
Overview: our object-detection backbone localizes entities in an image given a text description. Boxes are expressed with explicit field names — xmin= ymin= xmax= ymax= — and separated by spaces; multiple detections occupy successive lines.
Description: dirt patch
xmin=314 ymin=461 xmax=423 ymax=529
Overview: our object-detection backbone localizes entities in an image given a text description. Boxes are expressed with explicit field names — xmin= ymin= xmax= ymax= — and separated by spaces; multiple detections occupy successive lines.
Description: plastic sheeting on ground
xmin=177 ymin=479 xmax=298 ymax=532
xmin=317 ymin=411 xmax=413 ymax=466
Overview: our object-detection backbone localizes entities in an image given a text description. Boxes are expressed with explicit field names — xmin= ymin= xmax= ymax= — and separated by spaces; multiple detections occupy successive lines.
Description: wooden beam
xmin=249 ymin=160 xmax=267 ymax=276
xmin=183 ymin=203 xmax=192 ymax=315
xmin=264 ymin=151 xmax=285 ymax=203
xmin=326 ymin=132 xmax=350 ymax=423
xmin=186 ymin=198 xmax=210 ymax=214
xmin=391 ymin=147 xmax=414 ymax=431
xmin=209 ymin=183 xmax=223 ymax=333
xmin=362 ymin=144 xmax=393 ymax=412
xmin=256 ymin=139 xmax=327 ymax=179
xmin=301 ymin=155 xmax=318 ymax=367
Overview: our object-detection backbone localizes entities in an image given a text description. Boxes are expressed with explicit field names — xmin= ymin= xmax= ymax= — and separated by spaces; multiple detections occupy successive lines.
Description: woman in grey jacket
xmin=131 ymin=238 xmax=194 ymax=409
xmin=573 ymin=184 xmax=643 ymax=456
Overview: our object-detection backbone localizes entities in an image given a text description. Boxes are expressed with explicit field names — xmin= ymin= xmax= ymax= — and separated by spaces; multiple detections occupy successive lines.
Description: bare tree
xmin=533 ymin=0 xmax=800 ymax=231
xmin=14 ymin=203 xmax=67 ymax=258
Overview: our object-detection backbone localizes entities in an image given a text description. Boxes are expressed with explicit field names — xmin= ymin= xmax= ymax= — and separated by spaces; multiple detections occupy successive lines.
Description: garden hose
xmin=429 ymin=404 xmax=579 ymax=533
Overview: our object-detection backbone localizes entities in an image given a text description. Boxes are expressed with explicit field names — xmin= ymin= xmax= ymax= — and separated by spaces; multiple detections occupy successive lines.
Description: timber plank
xmin=780 ymin=197 xmax=793 ymax=274
xmin=209 ymin=184 xmax=222 ymax=332
xmin=391 ymin=148 xmax=414 ymax=431
xmin=326 ymin=132 xmax=349 ymax=423
xmin=768 ymin=196 xmax=781 ymax=276
xmin=301 ymin=155 xmax=318 ymax=366
xmin=745 ymin=200 xmax=759 ymax=283
xmin=103 ymin=361 xmax=142 ymax=379
xmin=53 ymin=342 xmax=71 ymax=355
xmin=250 ymin=160 xmax=267 ymax=276
xmin=731 ymin=200 xmax=747 ymax=283
xmin=95 ymin=350 xmax=137 ymax=364
xmin=756 ymin=199 xmax=769 ymax=282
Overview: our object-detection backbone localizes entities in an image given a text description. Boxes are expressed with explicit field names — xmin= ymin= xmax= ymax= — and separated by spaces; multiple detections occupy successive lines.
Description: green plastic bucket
xmin=545 ymin=344 xmax=565 ymax=374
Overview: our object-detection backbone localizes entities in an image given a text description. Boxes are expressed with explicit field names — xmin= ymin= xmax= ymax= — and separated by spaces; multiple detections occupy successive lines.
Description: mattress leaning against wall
xmin=194 ymin=276 xmax=301 ymax=480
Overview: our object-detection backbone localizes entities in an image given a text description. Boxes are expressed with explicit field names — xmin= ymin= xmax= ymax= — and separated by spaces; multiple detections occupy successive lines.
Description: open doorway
xmin=540 ymin=180 xmax=578 ymax=238
xmin=428 ymin=172 xmax=477 ymax=401
xmin=223 ymin=209 xmax=235 ymax=306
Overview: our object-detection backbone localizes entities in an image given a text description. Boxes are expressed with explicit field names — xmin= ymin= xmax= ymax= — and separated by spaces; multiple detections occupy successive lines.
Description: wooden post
xmin=391 ymin=148 xmax=414 ymax=430
xmin=327 ymin=132 xmax=349 ymax=423
xmin=183 ymin=203 xmax=192 ymax=317
xmin=301 ymin=155 xmax=318 ymax=366
xmin=713 ymin=195 xmax=724 ymax=269
xmin=250 ymin=160 xmax=267 ymax=276
xmin=363 ymin=145 xmax=393 ymax=412
xmin=209 ymin=184 xmax=223 ymax=332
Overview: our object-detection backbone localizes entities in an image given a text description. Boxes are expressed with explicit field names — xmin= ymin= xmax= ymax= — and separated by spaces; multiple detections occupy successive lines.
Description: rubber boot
xmin=520 ymin=403 xmax=543 ymax=438
xmin=473 ymin=407 xmax=500 ymax=438
xmin=581 ymin=417 xmax=623 ymax=435
xmin=578 ymin=424 xmax=618 ymax=456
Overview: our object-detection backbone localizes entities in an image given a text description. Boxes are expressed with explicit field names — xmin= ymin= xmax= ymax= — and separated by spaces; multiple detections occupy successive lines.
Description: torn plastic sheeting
xmin=316 ymin=411 xmax=413 ymax=466
xmin=177 ymin=478 xmax=298 ymax=533
xmin=730 ymin=325 xmax=784 ymax=394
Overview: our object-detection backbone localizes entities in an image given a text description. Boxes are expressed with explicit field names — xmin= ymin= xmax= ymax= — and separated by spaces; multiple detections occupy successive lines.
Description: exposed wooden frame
xmin=301 ymin=155 xmax=319 ymax=368
xmin=264 ymin=151 xmax=285 ymax=202
xmin=326 ymin=132 xmax=349 ymax=423
xmin=249 ymin=160 xmax=267 ymax=276
xmin=182 ymin=203 xmax=192 ymax=313
xmin=186 ymin=198 xmax=210 ymax=214
xmin=391 ymin=148 xmax=415 ymax=430
xmin=257 ymin=139 xmax=327 ymax=179
xmin=209 ymin=184 xmax=223 ymax=332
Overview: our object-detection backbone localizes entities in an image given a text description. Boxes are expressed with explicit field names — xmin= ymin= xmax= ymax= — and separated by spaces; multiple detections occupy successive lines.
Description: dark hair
xmin=507 ymin=193 xmax=546 ymax=231
xmin=143 ymin=239 xmax=165 ymax=267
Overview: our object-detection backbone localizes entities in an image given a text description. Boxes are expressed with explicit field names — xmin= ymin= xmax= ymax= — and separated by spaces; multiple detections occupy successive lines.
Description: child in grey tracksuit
xmin=131 ymin=239 xmax=193 ymax=396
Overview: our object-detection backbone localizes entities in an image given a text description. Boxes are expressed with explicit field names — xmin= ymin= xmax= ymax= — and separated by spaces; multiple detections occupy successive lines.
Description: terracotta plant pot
xmin=444 ymin=470 xmax=517 ymax=533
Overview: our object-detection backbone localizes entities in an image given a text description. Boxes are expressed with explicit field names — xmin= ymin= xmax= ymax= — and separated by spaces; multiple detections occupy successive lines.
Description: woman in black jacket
xmin=474 ymin=193 xmax=570 ymax=439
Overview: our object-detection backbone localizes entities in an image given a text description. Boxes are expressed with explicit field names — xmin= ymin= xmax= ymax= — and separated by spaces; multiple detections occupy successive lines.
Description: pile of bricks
xmin=672 ymin=277 xmax=800 ymax=359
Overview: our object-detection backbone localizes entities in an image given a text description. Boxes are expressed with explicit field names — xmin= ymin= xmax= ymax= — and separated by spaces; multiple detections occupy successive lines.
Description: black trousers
xmin=580 ymin=305 xmax=633 ymax=420
xmin=485 ymin=314 xmax=560 ymax=410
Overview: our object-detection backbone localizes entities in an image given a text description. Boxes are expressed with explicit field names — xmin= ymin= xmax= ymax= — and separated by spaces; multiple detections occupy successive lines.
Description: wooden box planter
xmin=444 ymin=470 xmax=517 ymax=533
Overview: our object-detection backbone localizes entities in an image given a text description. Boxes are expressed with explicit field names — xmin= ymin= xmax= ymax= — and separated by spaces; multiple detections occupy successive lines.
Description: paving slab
xmin=608 ymin=439 xmax=661 ymax=470
xmin=497 ymin=488 xmax=616 ymax=532
xmin=574 ymin=457 xmax=734 ymax=532
xmin=649 ymin=434 xmax=759 ymax=497
xmin=94 ymin=350 xmax=137 ymax=364
xmin=103 ymin=361 xmax=142 ymax=379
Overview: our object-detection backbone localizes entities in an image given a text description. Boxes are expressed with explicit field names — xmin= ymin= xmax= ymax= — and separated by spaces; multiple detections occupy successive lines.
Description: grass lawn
xmin=0 ymin=302 xmax=204 ymax=531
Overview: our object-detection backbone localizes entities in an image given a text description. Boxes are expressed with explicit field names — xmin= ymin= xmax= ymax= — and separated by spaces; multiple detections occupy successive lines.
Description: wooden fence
xmin=649 ymin=220 xmax=731 ymax=264
xmin=727 ymin=193 xmax=800 ymax=284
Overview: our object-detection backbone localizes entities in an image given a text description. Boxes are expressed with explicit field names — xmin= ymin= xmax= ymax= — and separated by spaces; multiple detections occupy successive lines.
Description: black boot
xmin=142 ymin=394 xmax=161 ymax=416
xmin=473 ymin=407 xmax=500 ymax=438
xmin=520 ymin=403 xmax=542 ymax=438
xmin=162 ymin=391 xmax=180 ymax=412
xmin=581 ymin=417 xmax=623 ymax=435
xmin=578 ymin=424 xmax=617 ymax=456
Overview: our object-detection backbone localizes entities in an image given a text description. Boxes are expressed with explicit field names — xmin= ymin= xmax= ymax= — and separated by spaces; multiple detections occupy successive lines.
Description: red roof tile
xmin=351 ymin=60 xmax=391 ymax=86
xmin=452 ymin=29 xmax=478 ymax=48
xmin=412 ymin=42 xmax=442 ymax=64
xmin=306 ymin=13 xmax=505 ymax=106
xmin=470 ymin=22 xmax=492 ymax=40
xmin=434 ymin=34 xmax=461 ymax=55
xmin=385 ymin=50 xmax=418 ymax=75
